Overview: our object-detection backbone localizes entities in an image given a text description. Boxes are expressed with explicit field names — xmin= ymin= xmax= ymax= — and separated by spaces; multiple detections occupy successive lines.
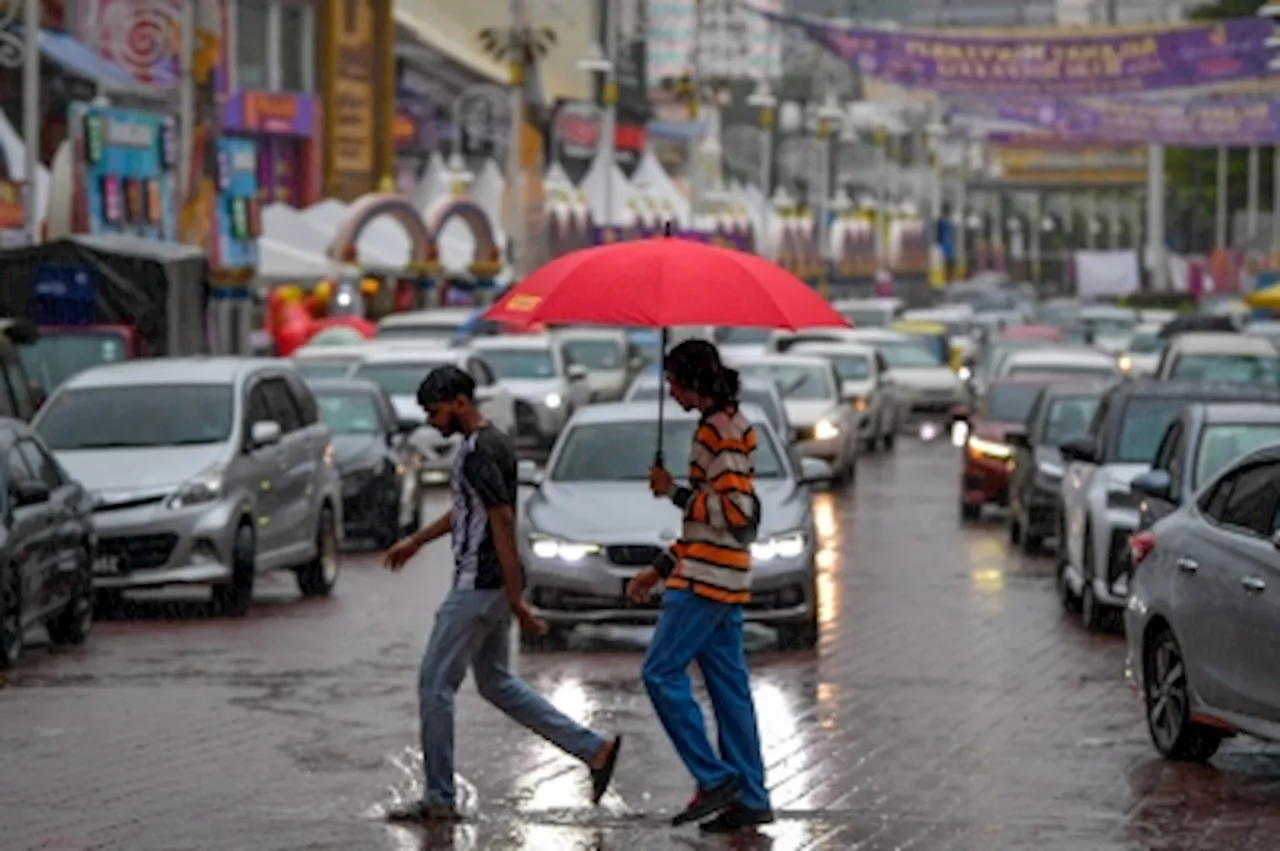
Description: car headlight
xmin=168 ymin=464 xmax=225 ymax=508
xmin=529 ymin=536 xmax=601 ymax=562
xmin=958 ymin=366 xmax=973 ymax=381
xmin=1037 ymin=461 xmax=1064 ymax=479
xmin=751 ymin=532 xmax=807 ymax=561
xmin=544 ymin=392 xmax=563 ymax=409
xmin=813 ymin=419 xmax=840 ymax=440
xmin=967 ymin=436 xmax=1011 ymax=459
xmin=1117 ymin=354 xmax=1133 ymax=373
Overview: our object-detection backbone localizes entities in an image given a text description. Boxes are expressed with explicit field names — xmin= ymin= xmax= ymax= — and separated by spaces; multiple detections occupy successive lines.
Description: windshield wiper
xmin=67 ymin=441 xmax=152 ymax=449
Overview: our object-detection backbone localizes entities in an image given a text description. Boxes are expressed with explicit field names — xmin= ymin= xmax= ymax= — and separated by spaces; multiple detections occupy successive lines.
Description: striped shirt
xmin=450 ymin=426 xmax=519 ymax=590
xmin=664 ymin=405 xmax=761 ymax=604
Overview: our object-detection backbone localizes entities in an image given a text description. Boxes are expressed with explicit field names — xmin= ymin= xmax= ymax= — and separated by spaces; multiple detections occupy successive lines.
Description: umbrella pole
xmin=656 ymin=326 xmax=668 ymax=468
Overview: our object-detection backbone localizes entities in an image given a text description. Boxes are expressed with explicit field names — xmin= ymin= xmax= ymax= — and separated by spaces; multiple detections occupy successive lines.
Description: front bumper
xmin=962 ymin=454 xmax=1011 ymax=506
xmin=90 ymin=498 xmax=240 ymax=590
xmin=795 ymin=432 xmax=847 ymax=463
xmin=525 ymin=545 xmax=815 ymax=627
xmin=339 ymin=469 xmax=400 ymax=533
xmin=903 ymin=387 xmax=964 ymax=414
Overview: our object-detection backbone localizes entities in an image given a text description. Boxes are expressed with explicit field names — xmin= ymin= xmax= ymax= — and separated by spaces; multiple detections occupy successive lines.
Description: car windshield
xmin=375 ymin=324 xmax=460 ymax=341
xmin=562 ymin=340 xmax=623 ymax=370
xmin=20 ymin=331 xmax=128 ymax=391
xmin=315 ymin=392 xmax=383 ymax=434
xmin=294 ymin=359 xmax=359 ymax=380
xmin=1170 ymin=353 xmax=1280 ymax=385
xmin=829 ymin=354 xmax=872 ymax=381
xmin=36 ymin=384 xmax=235 ymax=449
xmin=1042 ymin=396 xmax=1100 ymax=445
xmin=985 ymin=383 xmax=1046 ymax=423
xmin=1086 ymin=316 xmax=1136 ymax=336
xmin=1128 ymin=332 xmax=1165 ymax=354
xmin=1115 ymin=397 xmax=1188 ymax=463
xmin=1195 ymin=423 xmax=1280 ymax=486
xmin=1007 ymin=363 xmax=1114 ymax=381
xmin=552 ymin=419 xmax=785 ymax=481
xmin=878 ymin=342 xmax=944 ymax=368
xmin=351 ymin=362 xmax=444 ymax=396
xmin=841 ymin=309 xmax=890 ymax=328
xmin=480 ymin=349 xmax=556 ymax=380
xmin=627 ymin=383 xmax=786 ymax=433
xmin=738 ymin=363 xmax=833 ymax=400
xmin=715 ymin=326 xmax=772 ymax=344
xmin=983 ymin=342 xmax=1037 ymax=374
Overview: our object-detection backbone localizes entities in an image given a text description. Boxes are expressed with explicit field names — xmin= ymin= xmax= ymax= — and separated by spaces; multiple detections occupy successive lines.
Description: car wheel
xmin=960 ymin=500 xmax=980 ymax=521
xmin=1009 ymin=513 xmax=1023 ymax=546
xmin=0 ymin=564 xmax=22 ymax=669
xmin=1144 ymin=627 xmax=1224 ymax=762
xmin=882 ymin=430 xmax=896 ymax=451
xmin=47 ymin=545 xmax=94 ymax=646
xmin=1022 ymin=530 xmax=1045 ymax=556
xmin=776 ymin=619 xmax=819 ymax=650
xmin=297 ymin=507 xmax=340 ymax=597
xmin=212 ymin=523 xmax=256 ymax=617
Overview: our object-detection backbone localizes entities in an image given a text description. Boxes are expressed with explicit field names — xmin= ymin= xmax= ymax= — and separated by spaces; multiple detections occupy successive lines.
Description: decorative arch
xmin=328 ymin=192 xmax=434 ymax=266
xmin=424 ymin=197 xmax=502 ymax=278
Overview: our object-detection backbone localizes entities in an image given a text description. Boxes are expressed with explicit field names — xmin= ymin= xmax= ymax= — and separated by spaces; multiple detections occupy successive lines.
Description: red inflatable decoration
xmin=265 ymin=286 xmax=376 ymax=356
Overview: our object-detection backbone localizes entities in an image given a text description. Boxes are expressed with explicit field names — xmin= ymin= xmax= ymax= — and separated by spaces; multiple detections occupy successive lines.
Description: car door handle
xmin=1242 ymin=576 xmax=1267 ymax=593
xmin=1176 ymin=557 xmax=1199 ymax=574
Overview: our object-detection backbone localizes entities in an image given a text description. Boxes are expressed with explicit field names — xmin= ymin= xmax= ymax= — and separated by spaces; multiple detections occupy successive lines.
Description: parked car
xmin=374 ymin=307 xmax=476 ymax=343
xmin=33 ymin=358 xmax=343 ymax=616
xmin=519 ymin=402 xmax=833 ymax=649
xmin=348 ymin=346 xmax=516 ymax=483
xmin=955 ymin=374 xmax=1080 ymax=521
xmin=1006 ymin=381 xmax=1109 ymax=554
xmin=553 ymin=328 xmax=642 ymax=403
xmin=728 ymin=353 xmax=861 ymax=481
xmin=1057 ymin=380 xmax=1280 ymax=631
xmin=623 ymin=373 xmax=793 ymax=443
xmin=1117 ymin=322 xmax=1165 ymax=377
xmin=996 ymin=347 xmax=1120 ymax=382
xmin=1154 ymin=331 xmax=1280 ymax=385
xmin=890 ymin=320 xmax=952 ymax=368
xmin=788 ymin=341 xmax=899 ymax=451
xmin=469 ymin=335 xmax=592 ymax=451
xmin=1125 ymin=444 xmax=1280 ymax=762
xmin=0 ymin=419 xmax=96 ymax=668
xmin=307 ymin=379 xmax=423 ymax=547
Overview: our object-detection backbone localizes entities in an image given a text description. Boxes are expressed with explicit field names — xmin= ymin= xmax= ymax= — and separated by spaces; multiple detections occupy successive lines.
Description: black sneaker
xmin=590 ymin=735 xmax=622 ymax=805
xmin=699 ymin=804 xmax=776 ymax=834
xmin=385 ymin=800 xmax=464 ymax=823
xmin=671 ymin=777 xmax=742 ymax=826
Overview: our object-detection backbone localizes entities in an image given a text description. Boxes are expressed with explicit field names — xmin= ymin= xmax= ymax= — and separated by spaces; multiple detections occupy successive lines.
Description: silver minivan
xmin=32 ymin=358 xmax=343 ymax=616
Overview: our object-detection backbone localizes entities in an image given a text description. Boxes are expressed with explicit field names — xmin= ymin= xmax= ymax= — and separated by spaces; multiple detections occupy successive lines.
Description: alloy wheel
xmin=1146 ymin=633 xmax=1188 ymax=754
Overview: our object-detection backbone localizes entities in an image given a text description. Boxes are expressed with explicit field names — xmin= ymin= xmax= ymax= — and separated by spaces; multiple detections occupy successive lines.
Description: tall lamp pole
xmin=746 ymin=82 xmax=776 ymax=197
xmin=578 ymin=5 xmax=617 ymax=235
xmin=21 ymin=0 xmax=38 ymax=242
xmin=506 ymin=0 xmax=527 ymax=281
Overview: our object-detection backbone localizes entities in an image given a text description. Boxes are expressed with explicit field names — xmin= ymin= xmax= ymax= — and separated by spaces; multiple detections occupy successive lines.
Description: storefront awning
xmin=37 ymin=29 xmax=173 ymax=94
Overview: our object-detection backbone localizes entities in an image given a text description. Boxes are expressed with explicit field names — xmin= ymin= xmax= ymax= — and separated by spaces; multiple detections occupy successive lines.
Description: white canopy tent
xmin=257 ymin=238 xmax=340 ymax=282
xmin=580 ymin=154 xmax=639 ymax=227
xmin=632 ymin=149 xmax=690 ymax=227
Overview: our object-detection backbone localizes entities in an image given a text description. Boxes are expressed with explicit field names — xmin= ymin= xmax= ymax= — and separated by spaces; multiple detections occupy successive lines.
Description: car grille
xmin=97 ymin=534 xmax=179 ymax=570
xmin=514 ymin=400 xmax=540 ymax=438
xmin=605 ymin=544 xmax=663 ymax=566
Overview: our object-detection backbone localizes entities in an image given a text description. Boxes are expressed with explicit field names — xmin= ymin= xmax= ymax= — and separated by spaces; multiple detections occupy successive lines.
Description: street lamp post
xmin=746 ymin=81 xmax=777 ymax=197
xmin=578 ymin=1 xmax=618 ymax=234
xmin=926 ymin=121 xmax=946 ymax=286
xmin=506 ymin=0 xmax=527 ymax=281
xmin=813 ymin=93 xmax=843 ymax=296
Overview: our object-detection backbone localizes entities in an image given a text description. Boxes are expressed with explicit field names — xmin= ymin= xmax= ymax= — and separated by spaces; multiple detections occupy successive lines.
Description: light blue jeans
xmin=419 ymin=588 xmax=606 ymax=807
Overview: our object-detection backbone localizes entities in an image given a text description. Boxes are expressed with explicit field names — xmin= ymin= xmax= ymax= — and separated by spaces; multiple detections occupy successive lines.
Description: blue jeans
xmin=419 ymin=589 xmax=606 ymax=807
xmin=641 ymin=589 xmax=770 ymax=811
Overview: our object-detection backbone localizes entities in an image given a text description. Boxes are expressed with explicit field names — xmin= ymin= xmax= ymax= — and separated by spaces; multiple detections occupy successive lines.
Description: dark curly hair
xmin=664 ymin=339 xmax=740 ymax=405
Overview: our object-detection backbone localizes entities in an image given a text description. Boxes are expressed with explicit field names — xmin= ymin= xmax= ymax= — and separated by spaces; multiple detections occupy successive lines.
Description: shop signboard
xmin=222 ymin=90 xmax=319 ymax=205
xmin=71 ymin=103 xmax=177 ymax=240
xmin=395 ymin=58 xmax=443 ymax=152
xmin=214 ymin=137 xmax=260 ymax=270
xmin=322 ymin=0 xmax=377 ymax=200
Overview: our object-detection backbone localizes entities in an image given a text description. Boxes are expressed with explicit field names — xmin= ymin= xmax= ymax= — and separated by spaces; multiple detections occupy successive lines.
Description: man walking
xmin=384 ymin=365 xmax=621 ymax=821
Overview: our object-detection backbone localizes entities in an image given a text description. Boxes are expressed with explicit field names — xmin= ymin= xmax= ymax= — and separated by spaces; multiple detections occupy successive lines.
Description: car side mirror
xmin=397 ymin=417 xmax=422 ymax=434
xmin=567 ymin=363 xmax=588 ymax=382
xmin=11 ymin=480 xmax=49 ymax=507
xmin=1131 ymin=470 xmax=1174 ymax=502
xmin=1059 ymin=436 xmax=1098 ymax=465
xmin=1006 ymin=430 xmax=1031 ymax=450
xmin=799 ymin=457 xmax=835 ymax=485
xmin=249 ymin=420 xmax=282 ymax=449
xmin=517 ymin=459 xmax=542 ymax=486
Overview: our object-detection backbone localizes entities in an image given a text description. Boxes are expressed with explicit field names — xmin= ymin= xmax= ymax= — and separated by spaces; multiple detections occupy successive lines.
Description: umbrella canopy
xmin=484 ymin=237 xmax=850 ymax=330
xmin=1246 ymin=284 xmax=1280 ymax=311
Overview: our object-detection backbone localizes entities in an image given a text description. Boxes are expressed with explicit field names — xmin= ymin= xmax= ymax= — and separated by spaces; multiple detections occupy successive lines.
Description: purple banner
xmin=752 ymin=8 xmax=1274 ymax=95
xmin=221 ymin=91 xmax=317 ymax=137
xmin=986 ymin=95 xmax=1280 ymax=147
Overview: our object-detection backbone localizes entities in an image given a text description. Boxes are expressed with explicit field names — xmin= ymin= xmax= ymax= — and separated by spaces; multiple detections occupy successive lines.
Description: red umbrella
xmin=484 ymin=236 xmax=850 ymax=330
xmin=483 ymin=234 xmax=850 ymax=465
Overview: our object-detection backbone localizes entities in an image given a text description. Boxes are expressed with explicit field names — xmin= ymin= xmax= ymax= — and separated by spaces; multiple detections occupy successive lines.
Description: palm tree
xmin=476 ymin=24 xmax=558 ymax=70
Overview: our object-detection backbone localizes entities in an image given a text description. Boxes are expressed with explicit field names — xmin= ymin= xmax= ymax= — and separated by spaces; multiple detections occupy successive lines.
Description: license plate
xmin=94 ymin=556 xmax=123 ymax=575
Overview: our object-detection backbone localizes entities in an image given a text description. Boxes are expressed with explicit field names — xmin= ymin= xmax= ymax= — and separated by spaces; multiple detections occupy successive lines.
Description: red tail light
xmin=1130 ymin=531 xmax=1156 ymax=566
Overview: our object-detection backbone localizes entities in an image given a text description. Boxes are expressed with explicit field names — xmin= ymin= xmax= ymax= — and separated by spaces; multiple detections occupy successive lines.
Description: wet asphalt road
xmin=3 ymin=438 xmax=1280 ymax=851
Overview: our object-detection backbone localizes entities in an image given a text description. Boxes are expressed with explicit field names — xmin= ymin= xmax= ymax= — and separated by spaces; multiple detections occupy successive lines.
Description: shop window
xmin=278 ymin=2 xmax=314 ymax=92
xmin=237 ymin=0 xmax=270 ymax=90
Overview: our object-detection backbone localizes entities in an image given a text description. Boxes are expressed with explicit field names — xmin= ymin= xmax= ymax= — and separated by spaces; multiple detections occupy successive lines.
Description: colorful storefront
xmin=222 ymin=90 xmax=322 ymax=208
xmin=69 ymin=103 xmax=177 ymax=240
xmin=214 ymin=137 xmax=261 ymax=271
xmin=321 ymin=0 xmax=395 ymax=201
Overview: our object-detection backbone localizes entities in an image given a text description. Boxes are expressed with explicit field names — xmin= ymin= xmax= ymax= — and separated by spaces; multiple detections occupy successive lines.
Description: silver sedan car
xmin=519 ymin=402 xmax=833 ymax=650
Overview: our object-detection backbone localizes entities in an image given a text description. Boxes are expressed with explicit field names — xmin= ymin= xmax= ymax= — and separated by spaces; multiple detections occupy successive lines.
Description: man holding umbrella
xmin=627 ymin=340 xmax=774 ymax=833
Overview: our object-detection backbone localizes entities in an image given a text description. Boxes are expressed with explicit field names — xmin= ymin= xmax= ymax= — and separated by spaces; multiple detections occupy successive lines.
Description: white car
xmin=470 ymin=335 xmax=592 ymax=450
xmin=788 ymin=341 xmax=898 ymax=451
xmin=1079 ymin=304 xmax=1138 ymax=354
xmin=727 ymin=353 xmax=860 ymax=481
xmin=374 ymin=307 xmax=476 ymax=343
xmin=766 ymin=327 xmax=867 ymax=354
xmin=553 ymin=328 xmax=642 ymax=403
xmin=997 ymin=347 xmax=1120 ymax=382
xmin=348 ymin=347 xmax=516 ymax=484
xmin=867 ymin=332 xmax=966 ymax=418
xmin=713 ymin=326 xmax=775 ymax=361
xmin=832 ymin=297 xmax=905 ymax=329
xmin=291 ymin=342 xmax=381 ymax=381
xmin=1117 ymin=323 xmax=1165 ymax=377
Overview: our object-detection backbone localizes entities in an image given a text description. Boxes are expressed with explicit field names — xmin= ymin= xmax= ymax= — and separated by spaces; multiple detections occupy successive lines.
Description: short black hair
xmin=417 ymin=364 xmax=475 ymax=406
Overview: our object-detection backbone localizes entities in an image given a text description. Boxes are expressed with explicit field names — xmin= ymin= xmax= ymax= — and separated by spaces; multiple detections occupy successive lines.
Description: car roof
xmin=629 ymin=373 xmax=777 ymax=393
xmin=1080 ymin=304 xmax=1136 ymax=318
xmin=376 ymin=308 xmax=476 ymax=328
xmin=832 ymin=297 xmax=902 ymax=309
xmin=1194 ymin=401 xmax=1280 ymax=425
xmin=727 ymin=353 xmax=832 ymax=369
xmin=991 ymin=371 xmax=1094 ymax=387
xmin=998 ymin=325 xmax=1063 ymax=340
xmin=354 ymin=346 xmax=466 ymax=365
xmin=552 ymin=327 xmax=627 ymax=341
xmin=1034 ymin=380 xmax=1113 ymax=399
xmin=292 ymin=343 xmax=380 ymax=359
xmin=569 ymin=401 xmax=772 ymax=428
xmin=62 ymin=357 xmax=284 ymax=388
xmin=470 ymin=335 xmax=555 ymax=351
xmin=1004 ymin=347 xmax=1115 ymax=366
xmin=1167 ymin=331 xmax=1278 ymax=354
xmin=303 ymin=378 xmax=385 ymax=395
xmin=787 ymin=341 xmax=877 ymax=357
xmin=1106 ymin=378 xmax=1280 ymax=402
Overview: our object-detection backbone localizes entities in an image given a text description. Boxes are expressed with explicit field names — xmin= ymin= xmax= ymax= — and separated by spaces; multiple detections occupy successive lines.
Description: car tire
xmin=960 ymin=500 xmax=980 ymax=521
xmin=776 ymin=618 xmax=819 ymax=650
xmin=1022 ymin=530 xmax=1045 ymax=556
xmin=1144 ymin=627 xmax=1224 ymax=762
xmin=94 ymin=589 xmax=125 ymax=617
xmin=1009 ymin=513 xmax=1023 ymax=546
xmin=47 ymin=545 xmax=94 ymax=646
xmin=0 ymin=564 xmax=22 ymax=669
xmin=297 ymin=506 xmax=340 ymax=597
xmin=212 ymin=523 xmax=256 ymax=617
xmin=882 ymin=430 xmax=896 ymax=451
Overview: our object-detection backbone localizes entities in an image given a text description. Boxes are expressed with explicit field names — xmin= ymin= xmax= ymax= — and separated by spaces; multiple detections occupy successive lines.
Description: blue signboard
xmin=73 ymin=103 xmax=177 ymax=241
xmin=214 ymin=137 xmax=261 ymax=270
xmin=33 ymin=265 xmax=97 ymax=326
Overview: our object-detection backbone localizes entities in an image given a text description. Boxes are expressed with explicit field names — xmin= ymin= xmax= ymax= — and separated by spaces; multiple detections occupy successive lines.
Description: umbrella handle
xmin=655 ymin=326 xmax=669 ymax=468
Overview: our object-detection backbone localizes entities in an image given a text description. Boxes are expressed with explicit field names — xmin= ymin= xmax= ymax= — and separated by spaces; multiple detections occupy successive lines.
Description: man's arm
xmin=410 ymin=509 xmax=452 ymax=549
xmin=485 ymin=504 xmax=525 ymax=607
